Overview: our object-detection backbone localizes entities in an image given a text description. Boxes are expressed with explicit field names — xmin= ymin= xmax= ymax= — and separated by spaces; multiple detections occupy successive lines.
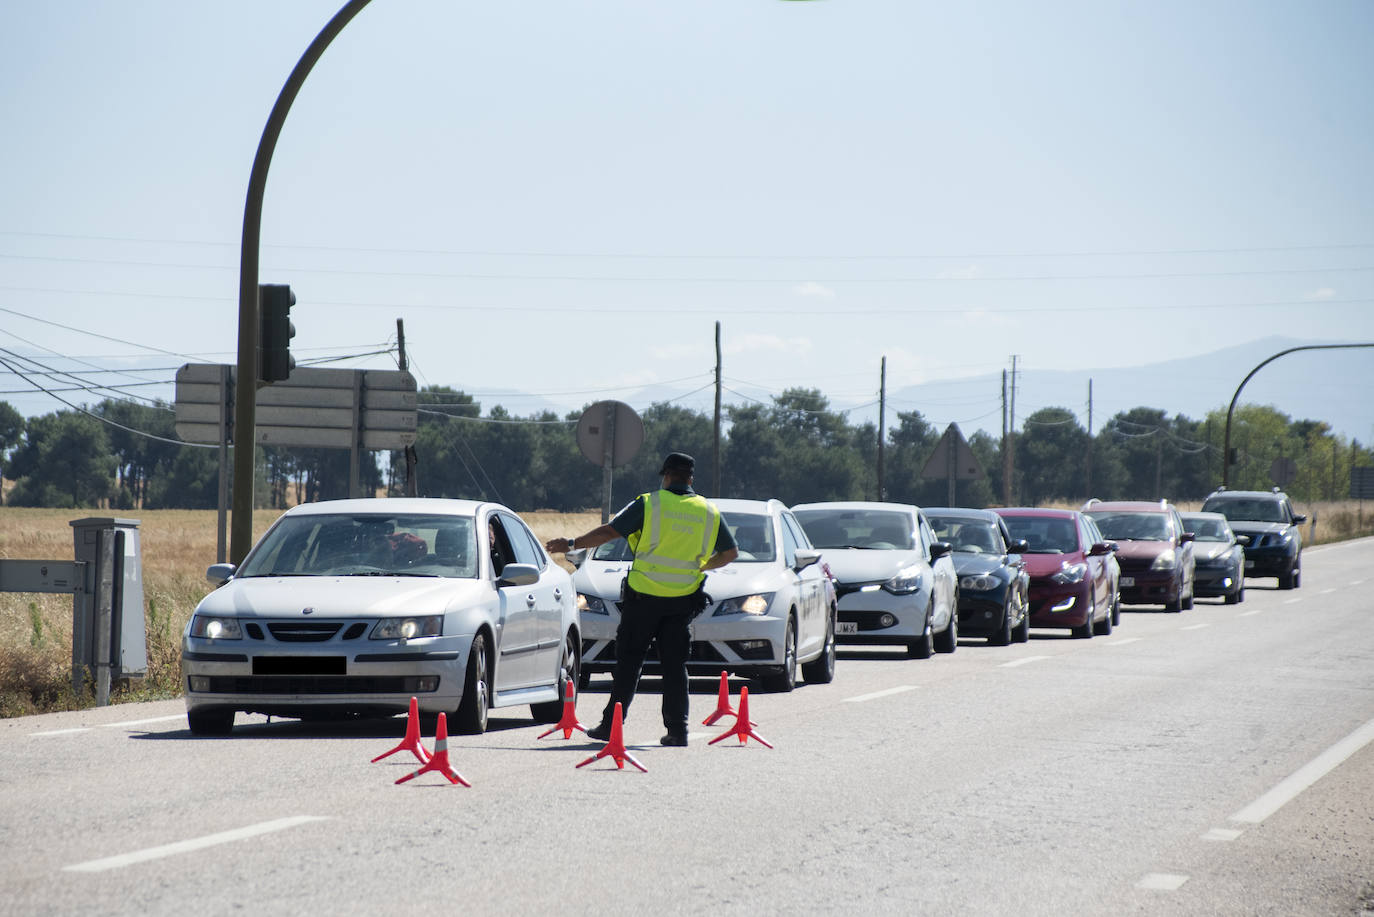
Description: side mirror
xmin=1009 ymin=539 xmax=1030 ymax=554
xmin=1292 ymin=513 xmax=1307 ymax=524
xmin=205 ymin=563 xmax=236 ymax=585
xmin=793 ymin=549 xmax=822 ymax=572
xmin=1180 ymin=532 xmax=1195 ymax=544
xmin=567 ymin=547 xmax=588 ymax=570
xmin=1235 ymin=534 xmax=1252 ymax=547
xmin=929 ymin=541 xmax=953 ymax=561
xmin=1088 ymin=542 xmax=1114 ymax=557
xmin=498 ymin=563 xmax=540 ymax=587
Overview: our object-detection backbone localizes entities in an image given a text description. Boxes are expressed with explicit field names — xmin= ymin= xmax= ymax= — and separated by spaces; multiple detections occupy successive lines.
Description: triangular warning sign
xmin=920 ymin=423 xmax=984 ymax=481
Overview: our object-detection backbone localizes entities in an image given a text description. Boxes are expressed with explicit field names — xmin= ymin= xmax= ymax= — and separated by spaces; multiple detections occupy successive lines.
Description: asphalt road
xmin=3 ymin=538 xmax=1372 ymax=917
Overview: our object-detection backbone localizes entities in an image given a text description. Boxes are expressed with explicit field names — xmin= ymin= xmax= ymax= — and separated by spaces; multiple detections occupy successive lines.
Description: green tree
xmin=7 ymin=411 xmax=116 ymax=507
xmin=1018 ymin=407 xmax=1090 ymax=505
xmin=0 ymin=400 xmax=24 ymax=505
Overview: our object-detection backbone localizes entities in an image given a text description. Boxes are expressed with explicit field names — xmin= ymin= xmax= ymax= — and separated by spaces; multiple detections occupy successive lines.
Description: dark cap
xmin=658 ymin=452 xmax=695 ymax=475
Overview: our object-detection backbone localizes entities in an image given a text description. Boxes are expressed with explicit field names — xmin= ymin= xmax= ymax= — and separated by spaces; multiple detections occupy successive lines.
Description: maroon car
xmin=1081 ymin=500 xmax=1195 ymax=612
xmin=995 ymin=508 xmax=1118 ymax=638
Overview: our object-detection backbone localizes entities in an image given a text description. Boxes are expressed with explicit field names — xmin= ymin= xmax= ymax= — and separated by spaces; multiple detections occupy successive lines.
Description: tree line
xmin=0 ymin=389 xmax=1368 ymax=512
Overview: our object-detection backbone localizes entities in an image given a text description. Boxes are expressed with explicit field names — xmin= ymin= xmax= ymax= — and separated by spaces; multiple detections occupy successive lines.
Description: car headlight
xmin=959 ymin=573 xmax=1000 ymax=592
xmin=882 ymin=565 xmax=924 ymax=595
xmin=1150 ymin=549 xmax=1177 ymax=571
xmin=713 ymin=593 xmax=774 ymax=616
xmin=577 ymin=593 xmax=609 ymax=615
xmin=189 ymin=615 xmax=243 ymax=640
xmin=370 ymin=616 xmax=443 ymax=640
xmin=1050 ymin=562 xmax=1087 ymax=585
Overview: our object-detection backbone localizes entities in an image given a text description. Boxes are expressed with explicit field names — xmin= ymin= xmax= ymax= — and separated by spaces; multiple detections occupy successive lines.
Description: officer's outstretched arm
xmin=702 ymin=547 xmax=739 ymax=570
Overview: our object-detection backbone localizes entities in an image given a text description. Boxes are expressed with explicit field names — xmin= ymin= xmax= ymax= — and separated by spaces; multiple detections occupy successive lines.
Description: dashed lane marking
xmin=998 ymin=656 xmax=1050 ymax=668
xmin=1237 ymin=609 xmax=1264 ymax=617
xmin=1181 ymin=623 xmax=1210 ymax=631
xmin=64 ymin=816 xmax=330 ymax=873
xmin=1137 ymin=873 xmax=1189 ymax=891
xmin=1230 ymin=716 xmax=1374 ymax=825
xmin=30 ymin=727 xmax=89 ymax=737
xmin=1202 ymin=828 xmax=1243 ymax=842
xmin=1104 ymin=637 xmax=1142 ymax=646
xmin=843 ymin=685 xmax=918 ymax=703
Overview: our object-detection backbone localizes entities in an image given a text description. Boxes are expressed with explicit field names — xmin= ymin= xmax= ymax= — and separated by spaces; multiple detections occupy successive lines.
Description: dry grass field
xmin=1 ymin=501 xmax=1369 ymax=718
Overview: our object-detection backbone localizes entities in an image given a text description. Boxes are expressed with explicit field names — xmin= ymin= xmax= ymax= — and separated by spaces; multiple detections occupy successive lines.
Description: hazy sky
xmin=3 ymin=0 xmax=1372 ymax=439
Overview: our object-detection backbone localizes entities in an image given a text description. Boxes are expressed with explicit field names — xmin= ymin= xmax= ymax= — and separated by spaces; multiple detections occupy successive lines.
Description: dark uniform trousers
xmin=602 ymin=585 xmax=702 ymax=734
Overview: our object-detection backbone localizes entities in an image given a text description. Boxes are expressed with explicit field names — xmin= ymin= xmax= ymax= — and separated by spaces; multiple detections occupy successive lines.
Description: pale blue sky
xmin=2 ymin=1 xmax=1372 ymax=439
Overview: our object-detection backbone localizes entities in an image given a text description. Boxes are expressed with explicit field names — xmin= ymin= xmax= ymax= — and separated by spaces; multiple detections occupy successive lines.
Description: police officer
xmin=546 ymin=452 xmax=737 ymax=746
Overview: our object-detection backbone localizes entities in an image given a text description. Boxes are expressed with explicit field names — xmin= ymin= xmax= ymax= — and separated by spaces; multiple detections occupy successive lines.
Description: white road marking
xmin=1202 ymin=828 xmax=1243 ymax=842
xmin=1283 ymin=598 xmax=1302 ymax=605
xmin=63 ymin=816 xmax=330 ymax=873
xmin=1230 ymin=716 xmax=1374 ymax=825
xmin=1181 ymin=623 xmax=1210 ymax=631
xmin=999 ymin=656 xmax=1049 ymax=668
xmin=1104 ymin=638 xmax=1142 ymax=646
xmin=843 ymin=685 xmax=918 ymax=703
xmin=101 ymin=714 xmax=186 ymax=729
xmin=1319 ymin=588 xmax=1337 ymax=595
xmin=1137 ymin=873 xmax=1189 ymax=890
xmin=30 ymin=728 xmax=90 ymax=737
xmin=1237 ymin=609 xmax=1264 ymax=617
xmin=1350 ymin=581 xmax=1364 ymax=587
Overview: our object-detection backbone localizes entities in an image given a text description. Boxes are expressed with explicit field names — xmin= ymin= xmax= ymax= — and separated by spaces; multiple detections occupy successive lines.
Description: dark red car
xmin=995 ymin=508 xmax=1118 ymax=638
xmin=1081 ymin=500 xmax=1195 ymax=612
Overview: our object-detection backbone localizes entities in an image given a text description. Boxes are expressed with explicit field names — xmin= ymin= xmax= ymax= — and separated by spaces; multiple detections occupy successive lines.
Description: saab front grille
xmin=267 ymin=622 xmax=343 ymax=642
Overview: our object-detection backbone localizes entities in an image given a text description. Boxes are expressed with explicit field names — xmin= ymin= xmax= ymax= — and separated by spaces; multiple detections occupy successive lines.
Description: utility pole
xmin=877 ymin=356 xmax=886 ymax=500
xmin=1003 ymin=356 xmax=1018 ymax=504
xmin=396 ymin=319 xmax=418 ymax=497
xmin=1001 ymin=369 xmax=1010 ymax=504
xmin=1085 ymin=378 xmax=1093 ymax=498
xmin=712 ymin=321 xmax=722 ymax=498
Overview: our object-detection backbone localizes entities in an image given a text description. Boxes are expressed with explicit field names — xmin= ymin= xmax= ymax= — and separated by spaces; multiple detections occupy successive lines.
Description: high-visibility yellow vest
xmin=626 ymin=490 xmax=720 ymax=597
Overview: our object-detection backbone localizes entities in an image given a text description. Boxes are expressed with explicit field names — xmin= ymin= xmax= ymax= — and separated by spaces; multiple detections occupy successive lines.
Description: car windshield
xmin=1183 ymin=516 xmax=1230 ymax=542
xmin=1085 ymin=511 xmax=1169 ymax=541
xmin=723 ymin=512 xmax=777 ymax=562
xmin=591 ymin=539 xmax=635 ymax=562
xmin=1203 ymin=498 xmax=1286 ymax=524
xmin=1001 ymin=516 xmax=1079 ymax=554
xmin=794 ymin=509 xmax=914 ymax=550
xmin=237 ymin=513 xmax=479 ymax=578
xmin=927 ymin=516 xmax=1001 ymax=554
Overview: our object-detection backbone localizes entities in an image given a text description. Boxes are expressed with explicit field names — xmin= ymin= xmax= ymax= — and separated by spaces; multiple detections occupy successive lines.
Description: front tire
xmin=934 ymin=604 xmax=958 ymax=654
xmin=1013 ymin=594 xmax=1031 ymax=643
xmin=455 ymin=631 xmax=491 ymax=735
xmin=801 ymin=608 xmax=837 ymax=685
xmin=907 ymin=610 xmax=934 ymax=659
xmin=762 ymin=617 xmax=798 ymax=693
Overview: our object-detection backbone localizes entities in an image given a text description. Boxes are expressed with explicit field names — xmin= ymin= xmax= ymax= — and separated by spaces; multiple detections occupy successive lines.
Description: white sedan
xmin=573 ymin=498 xmax=837 ymax=692
xmin=792 ymin=501 xmax=959 ymax=658
xmin=181 ymin=498 xmax=579 ymax=736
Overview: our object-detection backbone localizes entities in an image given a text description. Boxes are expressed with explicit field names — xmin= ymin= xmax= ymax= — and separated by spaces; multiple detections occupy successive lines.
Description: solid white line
xmin=63 ymin=816 xmax=330 ymax=873
xmin=100 ymin=714 xmax=186 ymax=729
xmin=999 ymin=656 xmax=1049 ymax=668
xmin=1230 ymin=717 xmax=1374 ymax=825
xmin=1181 ymin=623 xmax=1210 ymax=631
xmin=843 ymin=685 xmax=918 ymax=703
xmin=30 ymin=728 xmax=91 ymax=737
xmin=1104 ymin=637 xmax=1142 ymax=646
xmin=1237 ymin=609 xmax=1264 ymax=617
xmin=1202 ymin=828 xmax=1243 ymax=842
xmin=1137 ymin=873 xmax=1189 ymax=890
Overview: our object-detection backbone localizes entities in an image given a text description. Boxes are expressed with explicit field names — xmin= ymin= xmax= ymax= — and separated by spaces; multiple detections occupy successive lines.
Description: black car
xmin=925 ymin=508 xmax=1030 ymax=645
xmin=1198 ymin=488 xmax=1305 ymax=589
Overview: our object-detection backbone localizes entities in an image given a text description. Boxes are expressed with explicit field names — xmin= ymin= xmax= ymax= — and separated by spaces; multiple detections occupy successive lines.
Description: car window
xmin=499 ymin=512 xmax=544 ymax=570
xmin=1183 ymin=516 xmax=1229 ymax=541
xmin=238 ymin=513 xmax=478 ymax=578
xmin=724 ymin=511 xmax=776 ymax=563
xmin=1001 ymin=516 xmax=1079 ymax=554
xmin=591 ymin=538 xmax=635 ymax=561
xmin=793 ymin=508 xmax=914 ymax=550
xmin=1203 ymin=497 xmax=1285 ymax=524
xmin=781 ymin=512 xmax=812 ymax=550
xmin=928 ymin=515 xmax=1002 ymax=554
xmin=779 ymin=514 xmax=801 ymax=567
xmin=1085 ymin=511 xmax=1168 ymax=541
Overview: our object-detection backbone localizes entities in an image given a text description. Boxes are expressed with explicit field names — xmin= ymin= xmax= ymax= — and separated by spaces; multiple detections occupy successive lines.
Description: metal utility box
xmin=70 ymin=517 xmax=147 ymax=688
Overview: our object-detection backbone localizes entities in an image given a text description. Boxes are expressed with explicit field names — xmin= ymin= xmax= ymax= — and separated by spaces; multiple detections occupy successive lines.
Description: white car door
xmin=781 ymin=511 xmax=826 ymax=659
xmin=488 ymin=514 xmax=543 ymax=691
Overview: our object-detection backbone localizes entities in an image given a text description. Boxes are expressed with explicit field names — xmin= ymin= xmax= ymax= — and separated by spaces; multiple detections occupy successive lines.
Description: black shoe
xmin=660 ymin=732 xmax=688 ymax=747
xmin=587 ymin=722 xmax=612 ymax=742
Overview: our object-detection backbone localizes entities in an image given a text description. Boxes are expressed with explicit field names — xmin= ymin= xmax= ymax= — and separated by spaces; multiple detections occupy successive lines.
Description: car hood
xmin=1022 ymin=553 xmax=1087 ymax=577
xmin=948 ymin=552 xmax=1006 ymax=576
xmin=1193 ymin=543 xmax=1235 ymax=562
xmin=1226 ymin=520 xmax=1288 ymax=537
xmin=195 ymin=575 xmax=484 ymax=619
xmin=1110 ymin=541 xmax=1173 ymax=562
xmin=572 ymin=559 xmax=788 ymax=601
xmin=810 ymin=549 xmax=924 ymax=584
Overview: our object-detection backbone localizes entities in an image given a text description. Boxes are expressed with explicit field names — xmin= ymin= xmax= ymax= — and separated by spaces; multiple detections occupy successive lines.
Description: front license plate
xmin=836 ymin=621 xmax=858 ymax=635
xmin=1120 ymin=576 xmax=1135 ymax=587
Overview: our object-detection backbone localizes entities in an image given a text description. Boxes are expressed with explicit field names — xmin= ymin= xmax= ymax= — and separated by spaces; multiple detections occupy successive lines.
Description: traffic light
xmin=258 ymin=283 xmax=296 ymax=383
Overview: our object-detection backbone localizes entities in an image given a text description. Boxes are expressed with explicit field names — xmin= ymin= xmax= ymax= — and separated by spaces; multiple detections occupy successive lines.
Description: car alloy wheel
xmin=764 ymin=617 xmax=798 ymax=693
xmin=455 ymin=631 xmax=491 ymax=734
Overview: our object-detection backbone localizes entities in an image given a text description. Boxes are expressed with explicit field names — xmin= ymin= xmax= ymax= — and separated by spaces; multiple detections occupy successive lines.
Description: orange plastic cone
xmin=538 ymin=678 xmax=587 ymax=740
xmin=371 ymin=696 xmax=431 ymax=764
xmin=575 ymin=702 xmax=647 ymax=772
xmin=701 ymin=670 xmax=757 ymax=726
xmin=396 ymin=712 xmax=471 ymax=786
xmin=708 ymin=686 xmax=772 ymax=748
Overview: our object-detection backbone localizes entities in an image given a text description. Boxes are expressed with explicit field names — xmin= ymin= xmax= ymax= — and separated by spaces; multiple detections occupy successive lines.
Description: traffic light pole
xmin=1221 ymin=342 xmax=1374 ymax=489
xmin=230 ymin=0 xmax=374 ymax=564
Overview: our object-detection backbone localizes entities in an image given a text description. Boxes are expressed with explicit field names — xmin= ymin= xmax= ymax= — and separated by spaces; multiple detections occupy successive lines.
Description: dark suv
xmin=1199 ymin=488 xmax=1305 ymax=589
xmin=1081 ymin=499 xmax=1195 ymax=612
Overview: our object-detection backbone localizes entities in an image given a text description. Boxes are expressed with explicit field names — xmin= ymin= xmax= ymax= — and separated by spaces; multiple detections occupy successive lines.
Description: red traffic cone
xmin=396 ymin=712 xmax=471 ymax=786
xmin=538 ymin=678 xmax=587 ymax=740
xmin=371 ymin=696 xmax=431 ymax=764
xmin=575 ymin=702 xmax=647 ymax=772
xmin=708 ymin=686 xmax=772 ymax=748
xmin=701 ymin=670 xmax=757 ymax=726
